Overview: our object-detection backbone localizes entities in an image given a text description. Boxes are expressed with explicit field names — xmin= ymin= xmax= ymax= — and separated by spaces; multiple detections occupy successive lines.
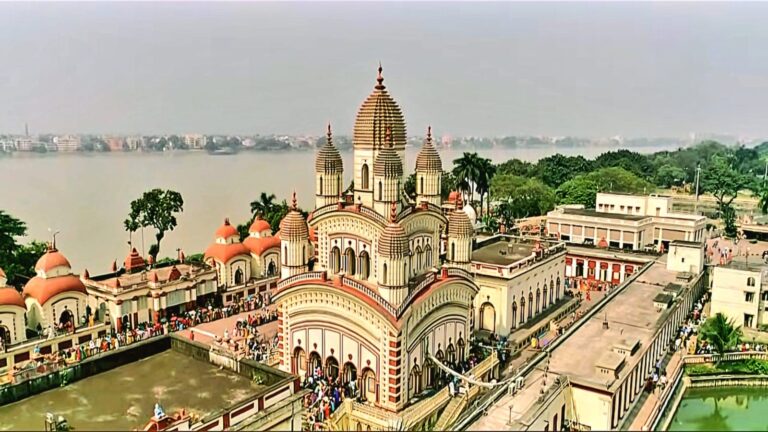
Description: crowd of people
xmin=302 ymin=366 xmax=359 ymax=431
xmin=211 ymin=308 xmax=279 ymax=363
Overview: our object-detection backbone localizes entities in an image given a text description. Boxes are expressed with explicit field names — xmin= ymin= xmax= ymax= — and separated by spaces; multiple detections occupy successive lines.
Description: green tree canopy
xmin=556 ymin=167 xmax=653 ymax=208
xmin=700 ymin=313 xmax=743 ymax=360
xmin=594 ymin=149 xmax=656 ymax=180
xmin=701 ymin=153 xmax=754 ymax=213
xmin=491 ymin=175 xmax=556 ymax=219
xmin=124 ymin=189 xmax=184 ymax=260
xmin=535 ymin=154 xmax=593 ymax=188
xmin=496 ymin=158 xmax=534 ymax=178
xmin=0 ymin=211 xmax=48 ymax=287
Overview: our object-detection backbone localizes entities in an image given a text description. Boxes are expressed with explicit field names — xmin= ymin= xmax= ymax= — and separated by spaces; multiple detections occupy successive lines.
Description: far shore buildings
xmin=547 ymin=192 xmax=707 ymax=251
xmin=53 ymin=135 xmax=81 ymax=152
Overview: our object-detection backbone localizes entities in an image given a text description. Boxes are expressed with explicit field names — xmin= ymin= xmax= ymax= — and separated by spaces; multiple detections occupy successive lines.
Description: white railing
xmin=398 ymin=273 xmax=437 ymax=316
xmin=342 ymin=278 xmax=398 ymax=317
xmin=277 ymin=271 xmax=326 ymax=289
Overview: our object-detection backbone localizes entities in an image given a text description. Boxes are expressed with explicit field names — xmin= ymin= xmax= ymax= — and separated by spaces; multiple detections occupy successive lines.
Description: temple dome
xmin=0 ymin=287 xmax=25 ymax=309
xmin=353 ymin=64 xmax=406 ymax=152
xmin=279 ymin=192 xmax=309 ymax=241
xmin=249 ymin=216 xmax=271 ymax=234
xmin=215 ymin=218 xmax=239 ymax=239
xmin=449 ymin=196 xmax=474 ymax=238
xmin=315 ymin=124 xmax=343 ymax=174
xmin=415 ymin=126 xmax=442 ymax=172
xmin=35 ymin=247 xmax=71 ymax=273
xmin=379 ymin=203 xmax=410 ymax=258
xmin=373 ymin=129 xmax=403 ymax=178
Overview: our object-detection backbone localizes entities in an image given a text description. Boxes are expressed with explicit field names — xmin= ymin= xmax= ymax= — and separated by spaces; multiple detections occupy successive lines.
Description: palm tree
xmin=475 ymin=157 xmax=496 ymax=217
xmin=452 ymin=152 xmax=482 ymax=204
xmin=250 ymin=192 xmax=277 ymax=217
xmin=700 ymin=313 xmax=743 ymax=361
xmin=757 ymin=182 xmax=768 ymax=214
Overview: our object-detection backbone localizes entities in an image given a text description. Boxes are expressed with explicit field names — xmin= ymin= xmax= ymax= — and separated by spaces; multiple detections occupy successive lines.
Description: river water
xmin=0 ymin=350 xmax=260 ymax=431
xmin=0 ymin=144 xmax=674 ymax=272
xmin=667 ymin=386 xmax=768 ymax=431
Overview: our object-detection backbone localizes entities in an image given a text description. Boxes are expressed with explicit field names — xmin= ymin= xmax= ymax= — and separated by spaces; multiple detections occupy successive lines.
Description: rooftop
xmin=471 ymin=235 xmax=562 ymax=267
xmin=722 ymin=257 xmax=768 ymax=272
xmin=560 ymin=208 xmax=648 ymax=221
xmin=548 ymin=260 xmax=692 ymax=390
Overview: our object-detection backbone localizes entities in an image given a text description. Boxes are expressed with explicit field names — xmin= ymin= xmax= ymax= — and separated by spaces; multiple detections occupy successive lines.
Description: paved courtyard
xmin=177 ymin=305 xmax=278 ymax=347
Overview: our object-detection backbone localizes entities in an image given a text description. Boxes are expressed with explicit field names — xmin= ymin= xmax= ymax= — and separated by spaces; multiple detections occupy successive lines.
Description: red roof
xmin=243 ymin=235 xmax=281 ymax=256
xmin=309 ymin=227 xmax=317 ymax=242
xmin=249 ymin=217 xmax=271 ymax=233
xmin=35 ymin=249 xmax=71 ymax=273
xmin=124 ymin=248 xmax=146 ymax=272
xmin=204 ymin=243 xmax=250 ymax=263
xmin=215 ymin=218 xmax=239 ymax=239
xmin=0 ymin=287 xmax=25 ymax=308
xmin=23 ymin=275 xmax=87 ymax=305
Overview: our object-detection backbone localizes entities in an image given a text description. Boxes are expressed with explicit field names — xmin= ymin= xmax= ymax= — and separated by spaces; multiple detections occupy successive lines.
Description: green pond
xmin=668 ymin=386 xmax=768 ymax=431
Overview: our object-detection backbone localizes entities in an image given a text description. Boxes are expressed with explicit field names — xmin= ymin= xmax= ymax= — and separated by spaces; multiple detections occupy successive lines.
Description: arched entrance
xmin=556 ymin=277 xmax=561 ymax=299
xmin=0 ymin=325 xmax=11 ymax=346
xmin=359 ymin=251 xmax=370 ymax=279
xmin=60 ymin=308 xmax=75 ymax=330
xmin=543 ymin=285 xmax=548 ymax=308
xmin=479 ymin=302 xmax=495 ymax=332
xmin=344 ymin=248 xmax=356 ymax=275
xmin=343 ymin=362 xmax=358 ymax=386
xmin=267 ymin=260 xmax=277 ymax=276
xmin=325 ymin=356 xmax=339 ymax=381
xmin=536 ymin=288 xmax=541 ymax=314
xmin=511 ymin=301 xmax=518 ymax=329
xmin=98 ymin=302 xmax=107 ymax=322
xmin=519 ymin=296 xmax=526 ymax=325
xmin=361 ymin=164 xmax=369 ymax=189
xmin=423 ymin=359 xmax=435 ymax=389
xmin=361 ymin=368 xmax=377 ymax=402
xmin=528 ymin=292 xmax=534 ymax=319
xmin=447 ymin=344 xmax=456 ymax=365
xmin=457 ymin=338 xmax=466 ymax=361
xmin=293 ymin=347 xmax=307 ymax=378
xmin=234 ymin=268 xmax=244 ymax=285
xmin=330 ymin=247 xmax=341 ymax=273
xmin=309 ymin=351 xmax=322 ymax=374
xmin=409 ymin=364 xmax=422 ymax=399
xmin=425 ymin=245 xmax=432 ymax=268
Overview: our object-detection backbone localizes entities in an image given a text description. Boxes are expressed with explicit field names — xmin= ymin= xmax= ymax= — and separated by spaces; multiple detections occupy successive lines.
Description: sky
xmin=0 ymin=1 xmax=767 ymax=139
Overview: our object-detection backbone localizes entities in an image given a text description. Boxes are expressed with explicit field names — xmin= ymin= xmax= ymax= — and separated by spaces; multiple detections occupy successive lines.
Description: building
xmin=472 ymin=241 xmax=707 ymax=432
xmin=564 ymin=246 xmax=654 ymax=291
xmin=14 ymin=137 xmax=33 ymax=151
xmin=471 ymin=235 xmax=567 ymax=336
xmin=125 ymin=136 xmax=144 ymax=150
xmin=710 ymin=258 xmax=768 ymax=329
xmin=204 ymin=217 xmax=281 ymax=305
xmin=0 ymin=268 xmax=26 ymax=346
xmin=53 ymin=135 xmax=81 ymax=152
xmin=547 ymin=193 xmax=707 ymax=251
xmin=184 ymin=134 xmax=206 ymax=149
xmin=105 ymin=136 xmax=126 ymax=151
xmin=82 ymin=248 xmax=217 ymax=332
xmin=273 ymin=66 xmax=487 ymax=429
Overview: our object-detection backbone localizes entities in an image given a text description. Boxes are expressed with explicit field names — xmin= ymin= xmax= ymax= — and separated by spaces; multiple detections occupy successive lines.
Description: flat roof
xmin=560 ymin=208 xmax=648 ymax=221
xmin=548 ymin=260 xmax=689 ymax=390
xmin=722 ymin=258 xmax=768 ymax=272
xmin=671 ymin=240 xmax=704 ymax=247
xmin=471 ymin=236 xmax=562 ymax=266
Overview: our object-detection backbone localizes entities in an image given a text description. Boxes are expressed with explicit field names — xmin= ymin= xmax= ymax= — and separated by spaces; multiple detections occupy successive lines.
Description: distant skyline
xmin=1 ymin=2 xmax=767 ymax=139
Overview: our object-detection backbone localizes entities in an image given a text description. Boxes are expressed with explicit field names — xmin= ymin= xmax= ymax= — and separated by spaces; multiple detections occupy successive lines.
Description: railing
xmin=277 ymin=271 xmax=326 ymax=289
xmin=397 ymin=273 xmax=437 ymax=317
xmin=342 ymin=277 xmax=398 ymax=317
xmin=311 ymin=203 xmax=389 ymax=227
xmin=645 ymin=355 xmax=685 ymax=431
xmin=446 ymin=267 xmax=474 ymax=280
xmin=359 ymin=206 xmax=389 ymax=226
xmin=682 ymin=351 xmax=768 ymax=364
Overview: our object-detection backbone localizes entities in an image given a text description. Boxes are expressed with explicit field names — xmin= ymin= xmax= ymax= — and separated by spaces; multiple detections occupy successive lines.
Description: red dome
xmin=23 ymin=275 xmax=86 ymax=305
xmin=447 ymin=191 xmax=460 ymax=203
xmin=0 ymin=287 xmax=25 ymax=309
xmin=215 ymin=218 xmax=239 ymax=239
xmin=35 ymin=249 xmax=71 ymax=273
xmin=204 ymin=243 xmax=250 ymax=264
xmin=249 ymin=217 xmax=271 ymax=233
xmin=244 ymin=235 xmax=281 ymax=256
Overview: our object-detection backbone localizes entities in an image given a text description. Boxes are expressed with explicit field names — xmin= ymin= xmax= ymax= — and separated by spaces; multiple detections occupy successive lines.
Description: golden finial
xmin=224 ymin=217 xmax=230 ymax=226
xmin=375 ymin=62 xmax=385 ymax=90
xmin=292 ymin=191 xmax=298 ymax=210
xmin=390 ymin=201 xmax=397 ymax=223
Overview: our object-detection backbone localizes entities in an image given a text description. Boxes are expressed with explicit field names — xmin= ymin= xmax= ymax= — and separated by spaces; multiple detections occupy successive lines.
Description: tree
xmin=0 ymin=211 xmax=47 ymax=287
xmin=404 ymin=174 xmax=417 ymax=200
xmin=452 ymin=152 xmax=482 ymax=203
xmin=491 ymin=175 xmax=556 ymax=218
xmin=124 ymin=189 xmax=184 ymax=260
xmin=594 ymin=149 xmax=655 ymax=181
xmin=700 ymin=313 xmax=742 ymax=360
xmin=496 ymin=158 xmax=534 ymax=177
xmin=555 ymin=168 xmax=652 ymax=208
xmin=722 ymin=204 xmax=738 ymax=238
xmin=654 ymin=164 xmax=687 ymax=188
xmin=441 ymin=171 xmax=458 ymax=200
xmin=534 ymin=154 xmax=593 ymax=188
xmin=556 ymin=177 xmax=600 ymax=208
xmin=474 ymin=157 xmax=496 ymax=217
xmin=250 ymin=192 xmax=277 ymax=218
xmin=702 ymin=154 xmax=753 ymax=214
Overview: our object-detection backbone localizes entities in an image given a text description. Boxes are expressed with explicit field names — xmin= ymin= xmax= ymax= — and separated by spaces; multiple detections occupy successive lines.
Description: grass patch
xmin=685 ymin=359 xmax=768 ymax=376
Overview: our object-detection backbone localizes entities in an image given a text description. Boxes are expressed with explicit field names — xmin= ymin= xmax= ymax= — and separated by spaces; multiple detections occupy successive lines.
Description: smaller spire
xmin=427 ymin=125 xmax=432 ymax=142
xmin=292 ymin=191 xmax=298 ymax=210
xmin=375 ymin=62 xmax=385 ymax=90
xmin=389 ymin=201 xmax=397 ymax=223
xmin=224 ymin=217 xmax=230 ymax=226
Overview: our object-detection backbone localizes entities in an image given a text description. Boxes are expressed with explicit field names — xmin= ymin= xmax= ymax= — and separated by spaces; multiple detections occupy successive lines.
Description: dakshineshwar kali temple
xmin=273 ymin=66 xmax=491 ymax=428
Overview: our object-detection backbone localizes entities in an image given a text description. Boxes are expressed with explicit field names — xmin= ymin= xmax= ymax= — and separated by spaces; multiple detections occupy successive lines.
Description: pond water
xmin=667 ymin=386 xmax=768 ymax=431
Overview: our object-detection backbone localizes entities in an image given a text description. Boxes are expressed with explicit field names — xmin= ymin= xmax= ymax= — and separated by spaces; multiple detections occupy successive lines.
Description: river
xmin=0 ymin=144 xmax=675 ymax=272
xmin=667 ymin=386 xmax=768 ymax=431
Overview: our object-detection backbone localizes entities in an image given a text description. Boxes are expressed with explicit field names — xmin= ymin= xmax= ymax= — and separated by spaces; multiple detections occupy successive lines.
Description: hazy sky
xmin=1 ymin=2 xmax=767 ymax=138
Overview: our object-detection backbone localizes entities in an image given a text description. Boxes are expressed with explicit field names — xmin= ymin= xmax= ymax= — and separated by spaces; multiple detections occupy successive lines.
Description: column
xmin=633 ymin=231 xmax=638 ymax=250
xmin=619 ymin=231 xmax=624 ymax=249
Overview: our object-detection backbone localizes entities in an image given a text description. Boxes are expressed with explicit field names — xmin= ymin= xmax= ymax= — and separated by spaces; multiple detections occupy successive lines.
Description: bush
xmin=686 ymin=359 xmax=768 ymax=376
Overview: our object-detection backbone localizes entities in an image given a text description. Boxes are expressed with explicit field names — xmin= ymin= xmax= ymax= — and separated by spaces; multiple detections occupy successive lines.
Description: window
xmin=748 ymin=277 xmax=756 ymax=287
xmin=762 ymin=291 xmax=768 ymax=301
xmin=319 ymin=176 xmax=323 ymax=194
xmin=745 ymin=314 xmax=755 ymax=328
xmin=361 ymin=164 xmax=369 ymax=189
xmin=420 ymin=177 xmax=424 ymax=194
xmin=378 ymin=181 xmax=383 ymax=201
xmin=745 ymin=292 xmax=755 ymax=303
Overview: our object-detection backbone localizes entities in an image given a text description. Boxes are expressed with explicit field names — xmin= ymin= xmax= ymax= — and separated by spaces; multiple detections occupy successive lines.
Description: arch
xmin=98 ymin=302 xmax=107 ymax=322
xmin=543 ymin=285 xmax=548 ymax=308
xmin=436 ymin=349 xmax=444 ymax=363
xmin=359 ymin=251 xmax=371 ymax=279
xmin=320 ymin=176 xmax=324 ymax=195
xmin=528 ymin=292 xmax=534 ymax=319
xmin=511 ymin=301 xmax=518 ymax=329
xmin=330 ymin=247 xmax=341 ymax=273
xmin=519 ymin=296 xmax=526 ymax=325
xmin=325 ymin=356 xmax=339 ymax=381
xmin=447 ymin=344 xmax=456 ymax=365
xmin=414 ymin=246 xmax=423 ymax=272
xmin=556 ymin=277 xmax=561 ymax=300
xmin=748 ymin=277 xmax=756 ymax=287
xmin=308 ymin=351 xmax=322 ymax=373
xmin=343 ymin=361 xmax=358 ymax=385
xmin=377 ymin=181 xmax=383 ymax=201
xmin=451 ymin=242 xmax=456 ymax=261
xmin=480 ymin=302 xmax=495 ymax=332
xmin=409 ymin=364 xmax=422 ymax=399
xmin=345 ymin=247 xmax=357 ymax=275
xmin=361 ymin=367 xmax=377 ymax=402
xmin=457 ymin=338 xmax=466 ymax=361
xmin=234 ymin=268 xmax=244 ymax=285
xmin=362 ymin=164 xmax=370 ymax=190
xmin=293 ymin=346 xmax=307 ymax=378
xmin=282 ymin=245 xmax=287 ymax=264
xmin=425 ymin=244 xmax=432 ymax=268
xmin=423 ymin=358 xmax=436 ymax=390
xmin=536 ymin=288 xmax=541 ymax=314
xmin=302 ymin=245 xmax=306 ymax=264
xmin=0 ymin=325 xmax=10 ymax=346
xmin=550 ymin=279 xmax=555 ymax=304
xmin=382 ymin=263 xmax=388 ymax=285
xmin=59 ymin=308 xmax=75 ymax=328
xmin=267 ymin=260 xmax=277 ymax=276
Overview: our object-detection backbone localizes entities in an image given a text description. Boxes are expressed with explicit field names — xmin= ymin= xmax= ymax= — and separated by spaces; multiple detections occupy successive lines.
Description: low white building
xmin=710 ymin=259 xmax=768 ymax=329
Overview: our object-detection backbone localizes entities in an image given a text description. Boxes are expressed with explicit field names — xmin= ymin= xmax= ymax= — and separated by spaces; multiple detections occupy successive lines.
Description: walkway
xmin=177 ymin=305 xmax=278 ymax=346
xmin=624 ymin=350 xmax=683 ymax=430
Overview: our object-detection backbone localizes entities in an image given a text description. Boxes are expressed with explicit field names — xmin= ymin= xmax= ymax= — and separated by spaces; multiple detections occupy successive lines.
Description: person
xmin=448 ymin=379 xmax=456 ymax=397
xmin=154 ymin=402 xmax=166 ymax=419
